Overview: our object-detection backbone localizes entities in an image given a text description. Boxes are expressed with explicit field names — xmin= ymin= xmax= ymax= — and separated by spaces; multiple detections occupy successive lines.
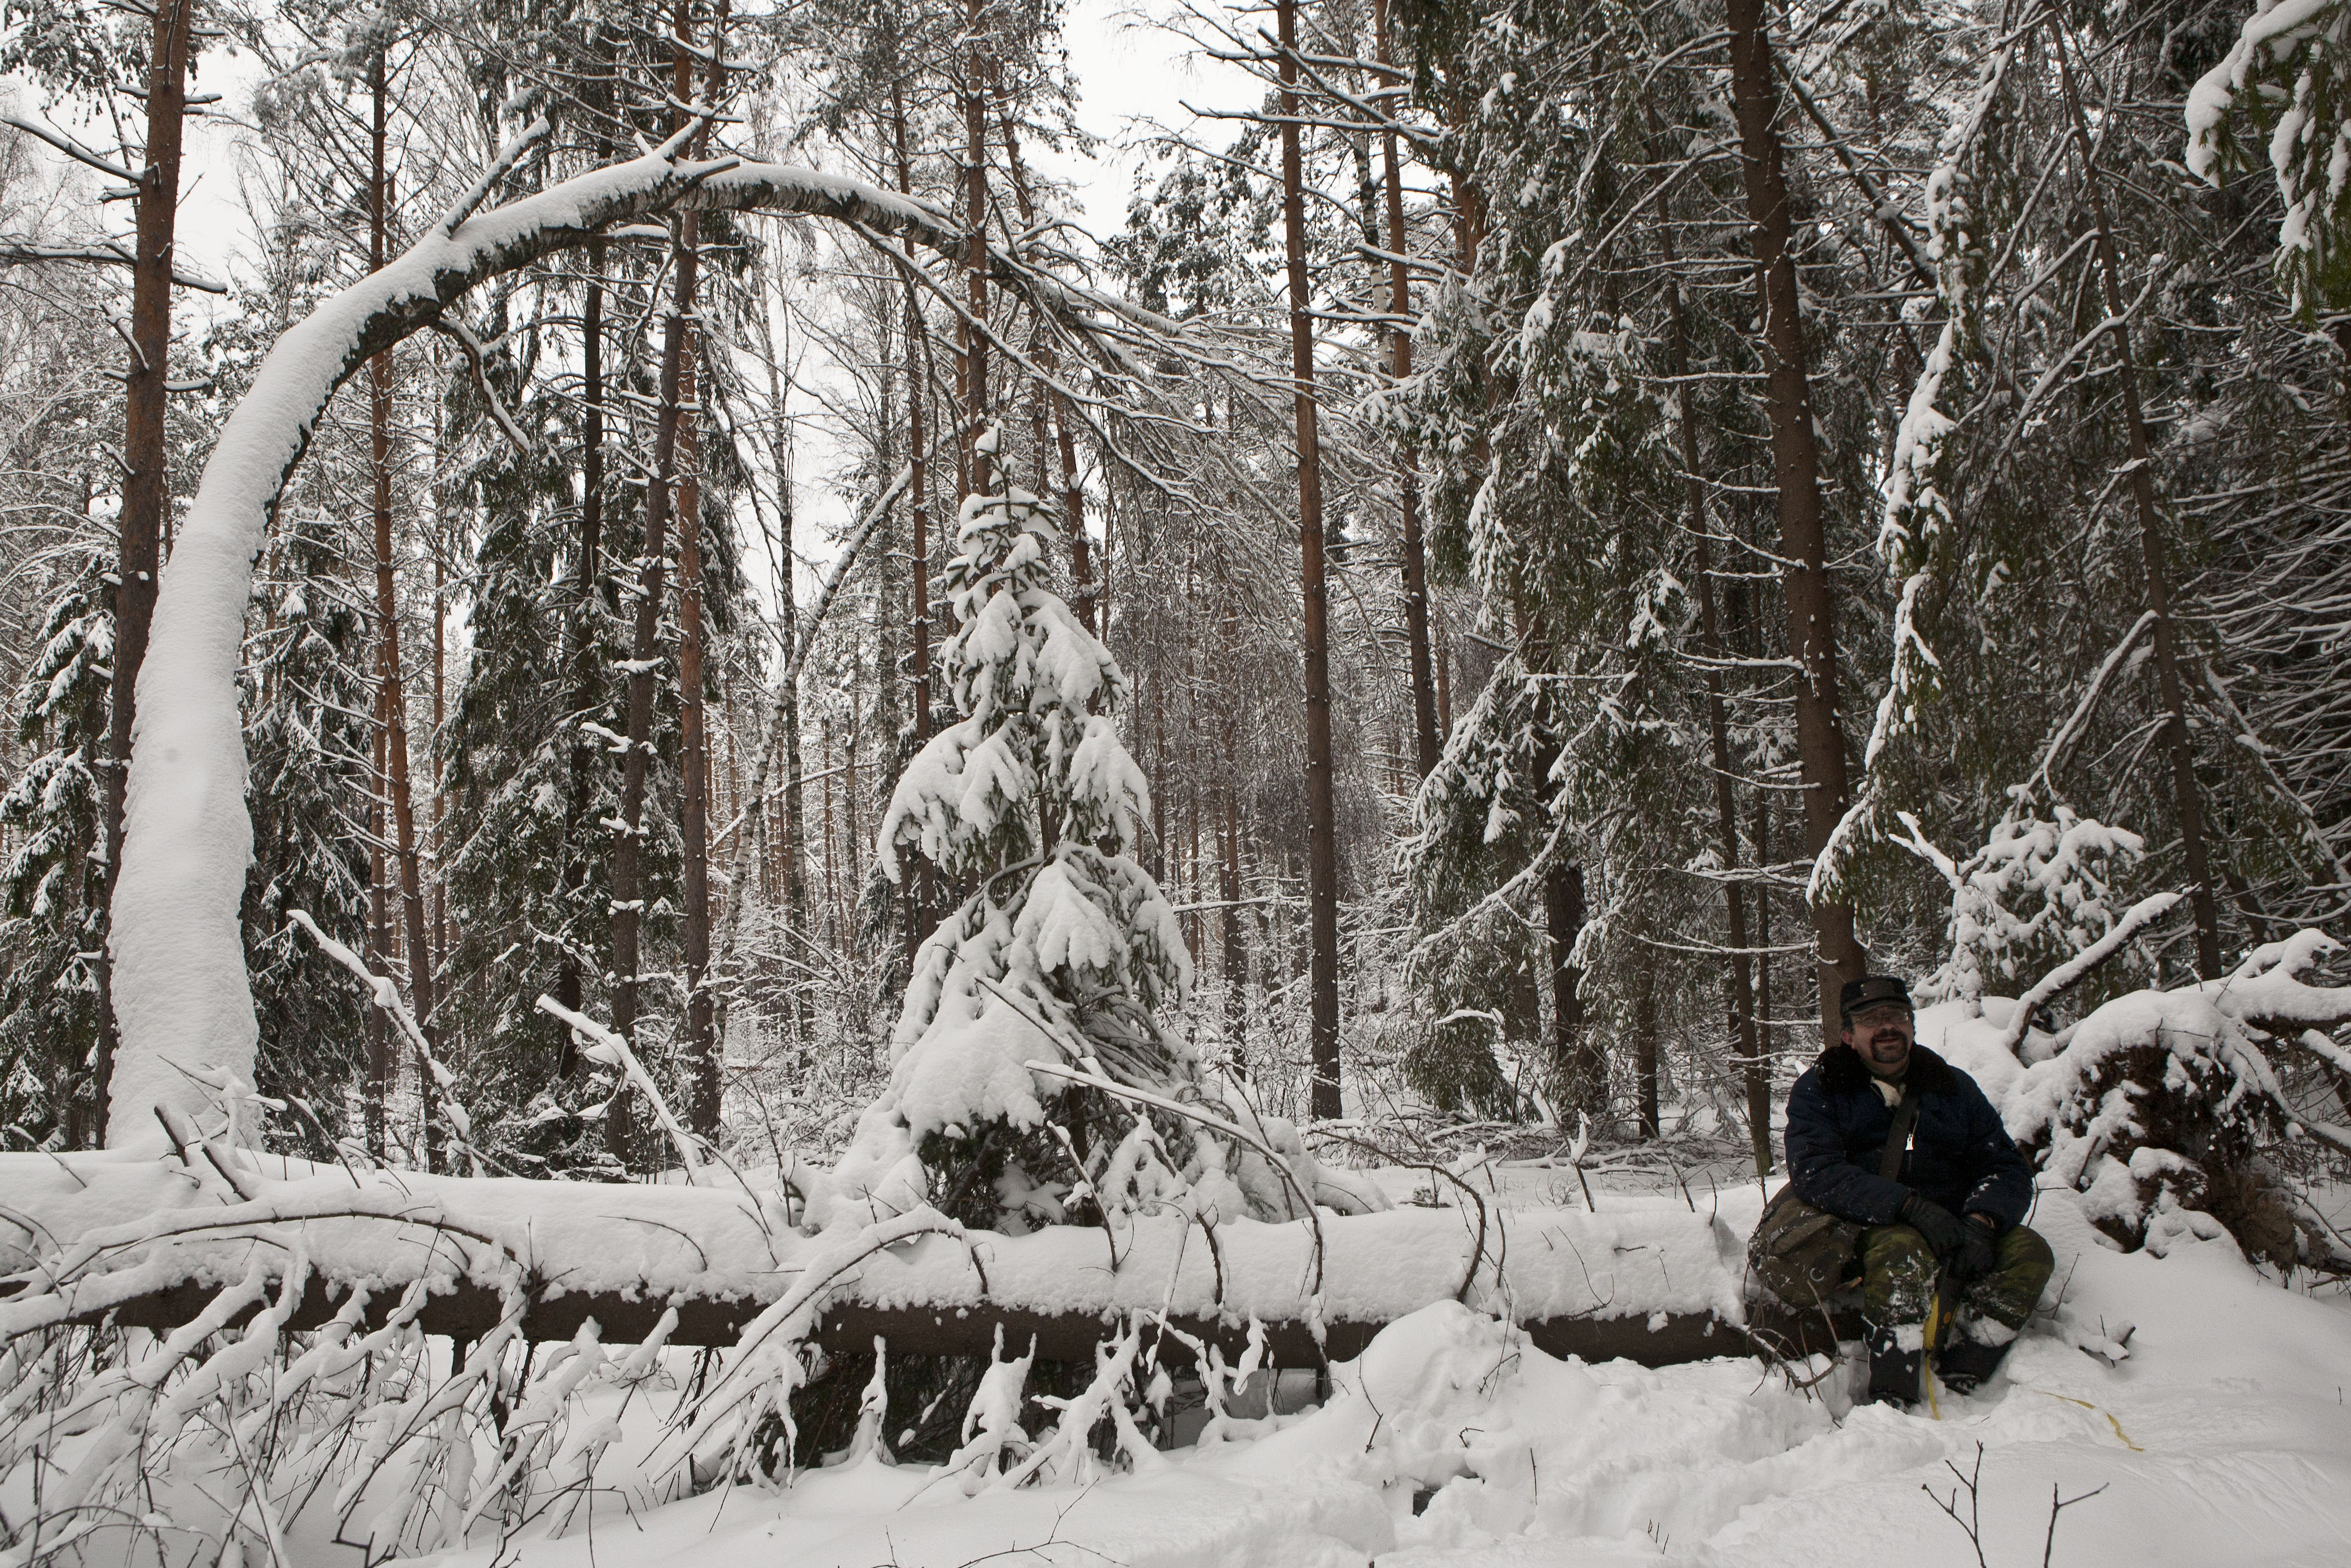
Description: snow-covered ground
xmin=411 ymin=1180 xmax=2351 ymax=1568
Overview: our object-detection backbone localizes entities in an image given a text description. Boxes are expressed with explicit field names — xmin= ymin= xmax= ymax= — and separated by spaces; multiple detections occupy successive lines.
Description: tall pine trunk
xmin=678 ymin=347 xmax=715 ymax=1134
xmin=888 ymin=71 xmax=935 ymax=969
xmin=608 ymin=15 xmax=713 ymax=1163
xmin=1656 ymin=172 xmax=1766 ymax=1172
xmin=95 ymin=0 xmax=195 ymax=1137
xmin=960 ymin=0 xmax=992 ymax=496
xmin=368 ymin=55 xmax=440 ymax=1165
xmin=1276 ymin=0 xmax=1343 ymax=1121
xmin=367 ymin=647 xmax=390 ymax=1154
xmin=1724 ymin=0 xmax=1865 ymax=1044
xmin=555 ymin=67 xmax=614 ymax=1075
xmin=1545 ymin=863 xmax=1593 ymax=1114
xmin=1634 ymin=935 xmax=1660 ymax=1140
xmin=1372 ymin=0 xmax=1438 ymax=779
xmin=678 ymin=7 xmax=732 ymax=1138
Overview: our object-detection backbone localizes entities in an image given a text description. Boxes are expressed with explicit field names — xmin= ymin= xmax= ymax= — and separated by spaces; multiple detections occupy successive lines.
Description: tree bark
xmin=367 ymin=55 xmax=441 ymax=1165
xmin=781 ymin=491 xmax=806 ymax=1065
xmin=1754 ymin=781 xmax=1776 ymax=1146
xmin=759 ymin=324 xmax=808 ymax=1065
xmin=961 ymin=0 xmax=992 ymax=497
xmin=1634 ymin=934 xmax=1660 ymax=1140
xmin=1276 ymin=0 xmax=1344 ymax=1121
xmin=1724 ymin=0 xmax=1866 ymax=1044
xmin=678 ymin=346 xmax=715 ymax=1134
xmin=1372 ymin=0 xmax=1438 ymax=779
xmin=94 ymin=0 xmax=195 ymax=1137
xmin=367 ymin=648 xmax=390 ymax=1156
xmin=677 ymin=5 xmax=732 ymax=1139
xmin=2053 ymin=32 xmax=2223 ymax=980
xmin=1544 ymin=860 xmax=1595 ymax=1115
xmin=555 ymin=89 xmax=613 ymax=1075
xmin=995 ymin=102 xmax=1095 ymax=637
xmin=889 ymin=72 xmax=934 ymax=749
xmin=609 ymin=19 xmax=712 ymax=1164
xmin=1655 ymin=171 xmax=1767 ymax=1174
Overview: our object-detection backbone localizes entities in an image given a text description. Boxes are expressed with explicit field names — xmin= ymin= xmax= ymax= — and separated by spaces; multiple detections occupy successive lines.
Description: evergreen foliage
xmin=0 ymin=550 xmax=111 ymax=1145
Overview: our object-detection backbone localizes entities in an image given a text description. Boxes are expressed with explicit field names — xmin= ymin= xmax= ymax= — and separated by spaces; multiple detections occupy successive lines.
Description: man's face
xmin=1843 ymin=1003 xmax=1914 ymax=1076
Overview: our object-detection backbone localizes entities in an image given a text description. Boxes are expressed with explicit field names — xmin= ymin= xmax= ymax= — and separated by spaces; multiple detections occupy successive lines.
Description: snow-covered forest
xmin=2 ymin=0 xmax=2350 ymax=1562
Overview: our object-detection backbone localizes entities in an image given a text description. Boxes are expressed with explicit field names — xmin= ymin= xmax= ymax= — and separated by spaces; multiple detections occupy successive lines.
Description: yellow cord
xmin=2032 ymin=1389 xmax=2143 ymax=1451
xmin=1922 ymin=1297 xmax=1944 ymax=1420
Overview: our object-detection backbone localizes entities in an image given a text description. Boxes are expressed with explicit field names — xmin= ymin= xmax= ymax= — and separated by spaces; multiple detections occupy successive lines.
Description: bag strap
xmin=1877 ymin=1083 xmax=1922 ymax=1182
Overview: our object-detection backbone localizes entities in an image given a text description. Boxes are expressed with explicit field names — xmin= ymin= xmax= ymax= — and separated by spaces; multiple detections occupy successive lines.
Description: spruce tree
xmin=841 ymin=463 xmax=1235 ymax=1229
xmin=0 ymin=548 xmax=111 ymax=1146
xmin=240 ymin=509 xmax=375 ymax=1149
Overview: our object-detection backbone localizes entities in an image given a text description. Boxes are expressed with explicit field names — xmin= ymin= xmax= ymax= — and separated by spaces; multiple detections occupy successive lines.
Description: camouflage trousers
xmin=1860 ymin=1222 xmax=2055 ymax=1333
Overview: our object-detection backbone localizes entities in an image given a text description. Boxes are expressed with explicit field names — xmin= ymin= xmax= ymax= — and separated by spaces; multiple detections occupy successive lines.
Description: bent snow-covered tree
xmin=838 ymin=459 xmax=1381 ymax=1230
xmin=95 ymin=126 xmax=1045 ymax=1150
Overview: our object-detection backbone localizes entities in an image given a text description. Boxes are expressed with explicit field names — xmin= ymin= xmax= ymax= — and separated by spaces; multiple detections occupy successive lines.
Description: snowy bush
xmin=1896 ymin=806 xmax=2156 ymax=1015
xmin=2000 ymin=931 xmax=2351 ymax=1263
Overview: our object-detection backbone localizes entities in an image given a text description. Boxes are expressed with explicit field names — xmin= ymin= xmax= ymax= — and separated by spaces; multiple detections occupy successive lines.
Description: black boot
xmin=1865 ymin=1324 xmax=1923 ymax=1407
xmin=1933 ymin=1334 xmax=2014 ymax=1395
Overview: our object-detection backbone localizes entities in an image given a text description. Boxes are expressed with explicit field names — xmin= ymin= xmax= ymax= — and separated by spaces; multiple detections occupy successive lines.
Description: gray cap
xmin=1839 ymin=974 xmax=1913 ymax=1020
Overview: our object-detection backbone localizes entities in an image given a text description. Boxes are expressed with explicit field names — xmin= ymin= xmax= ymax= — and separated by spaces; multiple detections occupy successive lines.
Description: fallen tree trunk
xmin=0 ymin=1152 xmax=1813 ymax=1372
xmin=84 ymin=1272 xmax=1768 ymax=1369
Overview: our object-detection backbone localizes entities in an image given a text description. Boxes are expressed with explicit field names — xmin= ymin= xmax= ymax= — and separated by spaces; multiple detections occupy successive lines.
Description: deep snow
xmin=412 ymin=1180 xmax=2351 ymax=1568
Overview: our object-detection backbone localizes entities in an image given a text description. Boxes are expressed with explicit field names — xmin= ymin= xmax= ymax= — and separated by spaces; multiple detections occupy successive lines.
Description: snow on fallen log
xmin=0 ymin=1153 xmax=1752 ymax=1366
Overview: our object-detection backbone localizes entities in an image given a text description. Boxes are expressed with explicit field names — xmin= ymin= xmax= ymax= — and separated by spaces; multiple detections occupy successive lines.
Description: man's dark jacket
xmin=1784 ymin=1043 xmax=2032 ymax=1229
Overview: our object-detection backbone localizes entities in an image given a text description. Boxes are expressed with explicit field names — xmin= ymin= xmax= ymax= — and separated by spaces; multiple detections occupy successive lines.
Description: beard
xmin=1861 ymin=1030 xmax=1911 ymax=1070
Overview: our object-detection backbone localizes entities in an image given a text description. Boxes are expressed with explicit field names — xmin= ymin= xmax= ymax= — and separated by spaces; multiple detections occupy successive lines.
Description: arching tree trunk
xmin=102 ymin=146 xmax=988 ymax=1148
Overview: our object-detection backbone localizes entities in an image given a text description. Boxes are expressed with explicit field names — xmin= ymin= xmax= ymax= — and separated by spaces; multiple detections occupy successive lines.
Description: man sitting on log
xmin=1751 ymin=974 xmax=2054 ymax=1406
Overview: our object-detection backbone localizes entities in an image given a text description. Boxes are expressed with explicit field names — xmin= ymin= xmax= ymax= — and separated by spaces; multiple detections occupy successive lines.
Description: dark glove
xmin=1955 ymin=1215 xmax=2000 ymax=1282
xmin=1899 ymin=1193 xmax=1968 ymax=1262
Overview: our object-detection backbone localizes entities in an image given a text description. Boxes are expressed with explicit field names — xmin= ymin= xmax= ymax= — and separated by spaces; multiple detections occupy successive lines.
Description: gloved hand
xmin=1955 ymin=1214 xmax=2000 ymax=1282
xmin=1898 ymin=1193 xmax=1968 ymax=1262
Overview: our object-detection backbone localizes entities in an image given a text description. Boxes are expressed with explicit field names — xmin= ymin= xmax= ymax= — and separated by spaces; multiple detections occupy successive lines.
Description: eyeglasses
xmin=1848 ymin=1004 xmax=1912 ymax=1030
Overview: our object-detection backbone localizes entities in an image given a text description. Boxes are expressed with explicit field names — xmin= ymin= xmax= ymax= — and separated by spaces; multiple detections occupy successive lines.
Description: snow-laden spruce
xmin=834 ymin=463 xmax=1378 ymax=1229
xmin=2185 ymin=0 xmax=2351 ymax=317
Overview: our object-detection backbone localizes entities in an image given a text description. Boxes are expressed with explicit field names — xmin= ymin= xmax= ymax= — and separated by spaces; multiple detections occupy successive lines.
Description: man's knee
xmin=1860 ymin=1224 xmax=1937 ymax=1324
xmin=1862 ymin=1223 xmax=1936 ymax=1276
xmin=1995 ymin=1223 xmax=2055 ymax=1293
xmin=1972 ymin=1223 xmax=2055 ymax=1331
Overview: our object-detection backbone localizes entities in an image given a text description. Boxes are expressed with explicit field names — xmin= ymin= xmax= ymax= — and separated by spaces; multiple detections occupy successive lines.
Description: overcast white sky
xmin=65 ymin=2 xmax=1257 ymax=308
